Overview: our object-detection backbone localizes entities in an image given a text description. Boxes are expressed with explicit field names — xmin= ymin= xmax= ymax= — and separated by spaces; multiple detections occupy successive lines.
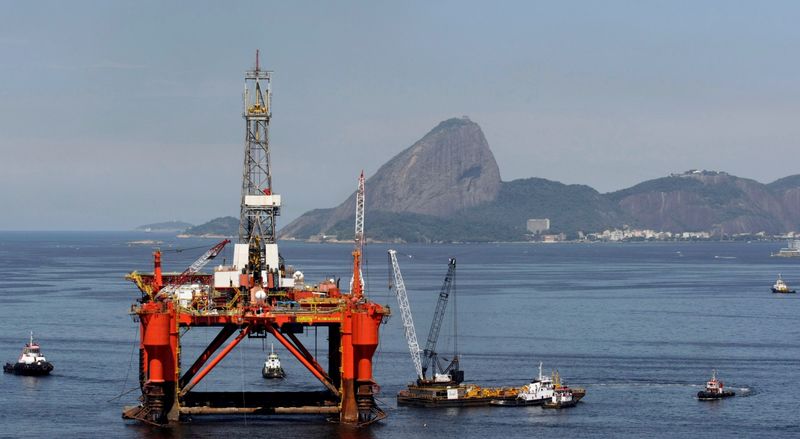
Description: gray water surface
xmin=1 ymin=233 xmax=798 ymax=438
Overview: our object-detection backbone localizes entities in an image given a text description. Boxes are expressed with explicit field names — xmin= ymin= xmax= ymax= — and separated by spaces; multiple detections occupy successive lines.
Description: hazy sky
xmin=2 ymin=1 xmax=799 ymax=230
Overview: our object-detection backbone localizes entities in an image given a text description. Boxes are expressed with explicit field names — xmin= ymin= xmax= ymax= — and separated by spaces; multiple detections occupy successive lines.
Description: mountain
xmin=135 ymin=220 xmax=193 ymax=232
xmin=281 ymin=117 xmax=627 ymax=242
xmin=182 ymin=216 xmax=238 ymax=237
xmin=279 ymin=117 xmax=502 ymax=239
xmin=768 ymin=175 xmax=800 ymax=224
xmin=609 ymin=171 xmax=798 ymax=234
xmin=279 ymin=118 xmax=800 ymax=242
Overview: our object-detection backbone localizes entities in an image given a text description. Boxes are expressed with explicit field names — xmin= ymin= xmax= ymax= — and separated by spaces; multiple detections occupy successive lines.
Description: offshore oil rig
xmin=123 ymin=53 xmax=389 ymax=426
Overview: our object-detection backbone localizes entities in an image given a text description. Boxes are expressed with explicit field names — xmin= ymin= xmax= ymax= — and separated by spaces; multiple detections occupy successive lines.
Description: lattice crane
xmin=388 ymin=249 xmax=423 ymax=380
xmin=350 ymin=171 xmax=366 ymax=297
xmin=159 ymin=239 xmax=231 ymax=294
xmin=421 ymin=258 xmax=462 ymax=384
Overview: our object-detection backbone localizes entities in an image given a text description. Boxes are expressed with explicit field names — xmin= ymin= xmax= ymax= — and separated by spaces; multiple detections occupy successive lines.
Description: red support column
xmin=340 ymin=311 xmax=358 ymax=423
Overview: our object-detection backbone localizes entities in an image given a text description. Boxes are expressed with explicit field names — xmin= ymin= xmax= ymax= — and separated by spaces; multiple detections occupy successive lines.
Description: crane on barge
xmin=390 ymin=255 xmax=517 ymax=407
xmin=123 ymin=52 xmax=388 ymax=427
xmin=388 ymin=252 xmax=461 ymax=385
xmin=421 ymin=258 xmax=462 ymax=384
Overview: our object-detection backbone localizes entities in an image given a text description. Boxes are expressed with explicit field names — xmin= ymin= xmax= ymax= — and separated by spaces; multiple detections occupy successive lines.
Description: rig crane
xmin=388 ymin=250 xmax=423 ymax=381
xmin=159 ymin=239 xmax=231 ymax=295
xmin=350 ymin=171 xmax=366 ymax=297
xmin=420 ymin=258 xmax=462 ymax=384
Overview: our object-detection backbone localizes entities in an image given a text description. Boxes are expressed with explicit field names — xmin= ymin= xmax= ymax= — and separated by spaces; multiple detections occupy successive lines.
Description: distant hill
xmin=136 ymin=220 xmax=193 ymax=232
xmin=767 ymin=175 xmax=800 ymax=224
xmin=609 ymin=171 xmax=799 ymax=234
xmin=182 ymin=216 xmax=238 ymax=237
xmin=313 ymin=178 xmax=628 ymax=242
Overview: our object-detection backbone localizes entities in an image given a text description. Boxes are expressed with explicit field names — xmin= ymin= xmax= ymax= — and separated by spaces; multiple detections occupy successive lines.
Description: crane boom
xmin=160 ymin=239 xmax=231 ymax=294
xmin=421 ymin=258 xmax=456 ymax=378
xmin=388 ymin=250 xmax=423 ymax=380
xmin=354 ymin=170 xmax=365 ymax=253
xmin=350 ymin=171 xmax=366 ymax=296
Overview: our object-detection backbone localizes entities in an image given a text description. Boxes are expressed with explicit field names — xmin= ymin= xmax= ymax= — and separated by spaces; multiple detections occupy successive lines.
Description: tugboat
xmin=771 ymin=274 xmax=796 ymax=294
xmin=543 ymin=387 xmax=578 ymax=409
xmin=261 ymin=344 xmax=286 ymax=379
xmin=697 ymin=369 xmax=735 ymax=400
xmin=541 ymin=370 xmax=581 ymax=409
xmin=491 ymin=364 xmax=585 ymax=407
xmin=3 ymin=332 xmax=54 ymax=376
xmin=491 ymin=362 xmax=554 ymax=406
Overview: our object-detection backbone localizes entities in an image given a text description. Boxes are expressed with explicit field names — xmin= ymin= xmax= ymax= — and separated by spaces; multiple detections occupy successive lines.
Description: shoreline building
xmin=526 ymin=218 xmax=550 ymax=234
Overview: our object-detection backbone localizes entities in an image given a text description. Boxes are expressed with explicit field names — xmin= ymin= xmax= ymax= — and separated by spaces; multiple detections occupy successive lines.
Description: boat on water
xmin=771 ymin=274 xmax=796 ymax=294
xmin=491 ymin=362 xmax=553 ymax=407
xmin=261 ymin=344 xmax=286 ymax=379
xmin=771 ymin=240 xmax=800 ymax=257
xmin=697 ymin=369 xmax=735 ymax=400
xmin=543 ymin=387 xmax=579 ymax=409
xmin=3 ymin=332 xmax=54 ymax=376
xmin=491 ymin=363 xmax=585 ymax=408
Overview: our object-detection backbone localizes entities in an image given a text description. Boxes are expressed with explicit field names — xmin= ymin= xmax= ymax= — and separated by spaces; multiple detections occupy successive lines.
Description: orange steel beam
xmin=267 ymin=325 xmax=341 ymax=397
xmin=179 ymin=325 xmax=250 ymax=397
xmin=179 ymin=324 xmax=237 ymax=388
xmin=285 ymin=332 xmax=331 ymax=381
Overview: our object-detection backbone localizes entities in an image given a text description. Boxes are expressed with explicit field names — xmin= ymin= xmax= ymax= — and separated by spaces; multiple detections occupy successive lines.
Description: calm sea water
xmin=1 ymin=232 xmax=798 ymax=438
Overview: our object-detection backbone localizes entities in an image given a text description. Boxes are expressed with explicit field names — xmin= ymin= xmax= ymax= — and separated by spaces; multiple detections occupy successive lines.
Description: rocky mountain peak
xmin=279 ymin=117 xmax=502 ymax=238
xmin=366 ymin=116 xmax=501 ymax=216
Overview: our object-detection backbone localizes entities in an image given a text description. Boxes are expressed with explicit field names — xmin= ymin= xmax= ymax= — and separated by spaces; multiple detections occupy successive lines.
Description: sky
xmin=1 ymin=1 xmax=799 ymax=230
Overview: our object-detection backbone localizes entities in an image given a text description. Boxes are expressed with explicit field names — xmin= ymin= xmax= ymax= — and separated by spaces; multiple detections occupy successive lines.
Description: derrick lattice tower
xmin=239 ymin=50 xmax=280 ymax=246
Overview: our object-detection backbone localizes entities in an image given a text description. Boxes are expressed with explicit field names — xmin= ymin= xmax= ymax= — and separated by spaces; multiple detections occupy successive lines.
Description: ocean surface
xmin=1 ymin=232 xmax=798 ymax=438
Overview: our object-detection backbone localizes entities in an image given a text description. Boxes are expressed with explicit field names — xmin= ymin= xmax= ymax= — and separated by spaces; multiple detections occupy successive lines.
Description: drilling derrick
xmin=240 ymin=49 xmax=278 ymax=247
xmin=123 ymin=53 xmax=389 ymax=427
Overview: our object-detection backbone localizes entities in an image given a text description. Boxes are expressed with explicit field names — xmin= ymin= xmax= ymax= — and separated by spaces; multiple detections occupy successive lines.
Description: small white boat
xmin=771 ymin=240 xmax=800 ymax=258
xmin=771 ymin=274 xmax=796 ymax=294
xmin=262 ymin=344 xmax=286 ymax=379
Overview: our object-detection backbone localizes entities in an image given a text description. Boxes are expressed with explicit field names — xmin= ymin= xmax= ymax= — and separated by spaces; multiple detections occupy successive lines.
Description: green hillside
xmin=183 ymin=216 xmax=238 ymax=236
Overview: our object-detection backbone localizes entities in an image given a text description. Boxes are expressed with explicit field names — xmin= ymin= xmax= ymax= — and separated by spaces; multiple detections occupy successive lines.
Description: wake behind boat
xmin=3 ymin=332 xmax=54 ymax=376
